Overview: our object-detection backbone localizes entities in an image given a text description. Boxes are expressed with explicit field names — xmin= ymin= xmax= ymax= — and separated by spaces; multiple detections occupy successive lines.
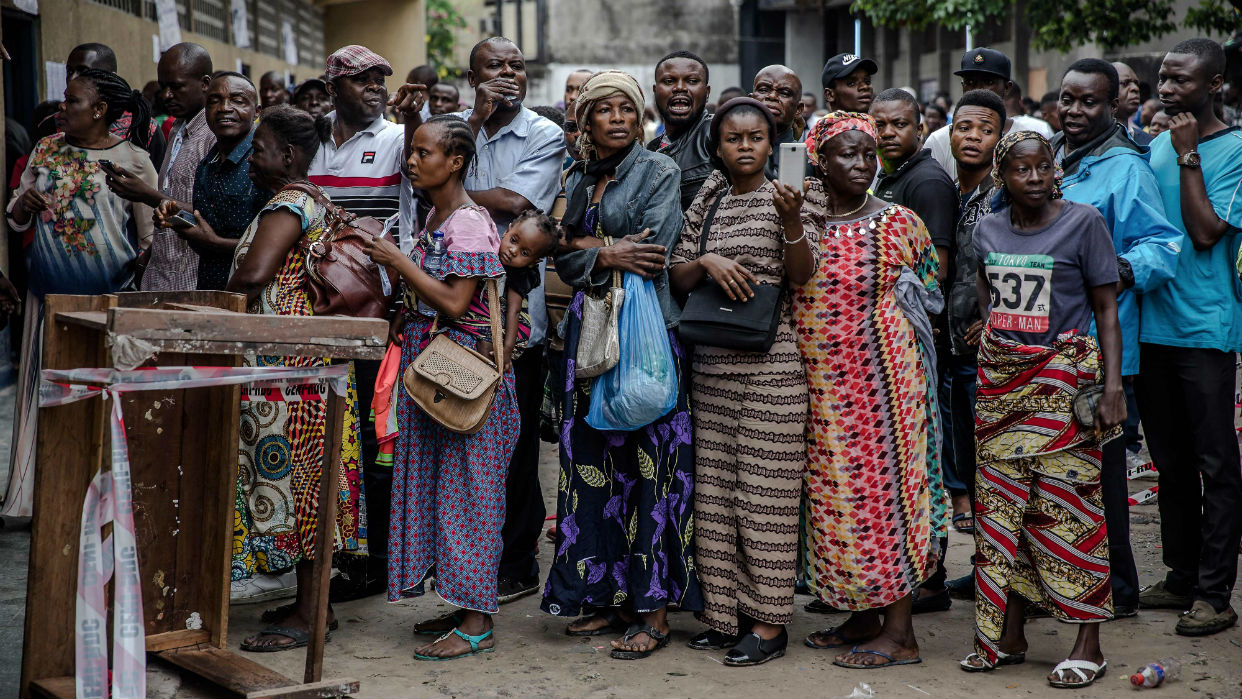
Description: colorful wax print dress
xmin=792 ymin=203 xmax=949 ymax=611
xmin=229 ymin=187 xmax=367 ymax=579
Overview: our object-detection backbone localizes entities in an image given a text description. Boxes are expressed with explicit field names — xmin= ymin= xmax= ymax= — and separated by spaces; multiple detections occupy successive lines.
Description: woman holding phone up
xmin=669 ymin=97 xmax=823 ymax=666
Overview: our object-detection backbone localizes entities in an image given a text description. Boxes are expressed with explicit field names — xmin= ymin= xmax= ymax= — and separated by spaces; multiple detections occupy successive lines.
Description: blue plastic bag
xmin=586 ymin=272 xmax=678 ymax=431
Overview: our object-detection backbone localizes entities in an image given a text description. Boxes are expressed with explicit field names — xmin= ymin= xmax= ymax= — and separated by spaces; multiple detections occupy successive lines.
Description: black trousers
xmin=1136 ymin=343 xmax=1242 ymax=611
xmin=1101 ymin=437 xmax=1139 ymax=608
xmin=498 ymin=348 xmax=548 ymax=581
xmin=354 ymin=358 xmax=389 ymax=565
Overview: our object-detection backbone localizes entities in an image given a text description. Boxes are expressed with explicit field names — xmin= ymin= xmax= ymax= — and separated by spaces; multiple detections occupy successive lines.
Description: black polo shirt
xmin=875 ymin=148 xmax=957 ymax=249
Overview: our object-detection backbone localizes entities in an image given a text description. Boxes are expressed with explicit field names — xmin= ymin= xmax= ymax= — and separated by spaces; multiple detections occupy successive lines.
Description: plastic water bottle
xmin=1130 ymin=658 xmax=1180 ymax=689
xmin=417 ymin=231 xmax=445 ymax=317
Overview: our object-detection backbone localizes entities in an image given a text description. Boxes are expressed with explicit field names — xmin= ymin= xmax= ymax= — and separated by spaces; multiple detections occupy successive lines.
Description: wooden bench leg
xmin=305 ymin=390 xmax=345 ymax=684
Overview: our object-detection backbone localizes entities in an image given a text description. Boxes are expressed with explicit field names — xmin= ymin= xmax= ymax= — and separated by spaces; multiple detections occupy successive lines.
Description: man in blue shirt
xmin=1052 ymin=59 xmax=1181 ymax=618
xmin=1136 ymin=39 xmax=1242 ymax=637
xmin=157 ymin=72 xmax=272 ymax=290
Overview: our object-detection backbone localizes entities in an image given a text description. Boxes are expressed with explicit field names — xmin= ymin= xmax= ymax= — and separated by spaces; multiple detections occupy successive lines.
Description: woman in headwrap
xmin=542 ymin=70 xmax=703 ymax=660
xmin=669 ymin=97 xmax=824 ymax=665
xmin=795 ymin=112 xmax=947 ymax=669
xmin=961 ymin=131 xmax=1122 ymax=690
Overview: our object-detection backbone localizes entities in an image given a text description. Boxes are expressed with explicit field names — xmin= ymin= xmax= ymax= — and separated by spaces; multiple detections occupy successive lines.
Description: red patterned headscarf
xmin=804 ymin=111 xmax=878 ymax=166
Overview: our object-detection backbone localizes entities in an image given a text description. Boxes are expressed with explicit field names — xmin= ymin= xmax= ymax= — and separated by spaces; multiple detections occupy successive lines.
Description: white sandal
xmin=960 ymin=649 xmax=1026 ymax=672
xmin=1048 ymin=658 xmax=1107 ymax=688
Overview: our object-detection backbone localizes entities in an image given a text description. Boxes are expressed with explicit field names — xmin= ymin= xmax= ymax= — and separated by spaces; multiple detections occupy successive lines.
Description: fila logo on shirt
xmin=361 ymin=151 xmax=376 ymax=164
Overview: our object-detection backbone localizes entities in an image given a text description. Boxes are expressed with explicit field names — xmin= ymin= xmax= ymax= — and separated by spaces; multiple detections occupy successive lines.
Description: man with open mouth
xmin=648 ymin=50 xmax=714 ymax=211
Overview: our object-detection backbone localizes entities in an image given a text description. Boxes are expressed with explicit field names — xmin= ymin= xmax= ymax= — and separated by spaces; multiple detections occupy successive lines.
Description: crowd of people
xmin=1 ymin=30 xmax=1240 ymax=691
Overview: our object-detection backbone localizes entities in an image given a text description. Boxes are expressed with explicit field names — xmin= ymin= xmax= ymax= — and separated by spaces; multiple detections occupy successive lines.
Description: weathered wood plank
xmin=21 ymin=294 xmax=115 ymax=699
xmin=145 ymin=628 xmax=212 ymax=652
xmin=52 ymin=310 xmax=108 ymax=330
xmin=154 ymin=645 xmax=296 ymax=696
xmin=247 ymin=678 xmax=360 ymax=699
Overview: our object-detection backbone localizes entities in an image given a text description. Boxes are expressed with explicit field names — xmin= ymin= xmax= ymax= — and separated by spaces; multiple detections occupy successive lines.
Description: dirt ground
xmin=208 ymin=442 xmax=1242 ymax=699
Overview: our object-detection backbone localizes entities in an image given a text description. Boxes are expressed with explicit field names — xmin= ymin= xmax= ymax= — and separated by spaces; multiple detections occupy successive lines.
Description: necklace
xmin=829 ymin=195 xmax=869 ymax=218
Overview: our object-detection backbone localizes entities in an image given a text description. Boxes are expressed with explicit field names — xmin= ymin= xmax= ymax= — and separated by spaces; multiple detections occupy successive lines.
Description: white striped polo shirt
xmin=309 ymin=111 xmax=405 ymax=222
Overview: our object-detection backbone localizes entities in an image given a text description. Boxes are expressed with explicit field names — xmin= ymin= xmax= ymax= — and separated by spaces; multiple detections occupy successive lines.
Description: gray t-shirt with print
xmin=974 ymin=200 xmax=1119 ymax=347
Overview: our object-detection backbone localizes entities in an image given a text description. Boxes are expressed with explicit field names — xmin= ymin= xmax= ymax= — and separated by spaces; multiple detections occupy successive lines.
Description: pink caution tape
xmin=1128 ymin=486 xmax=1159 ymax=506
xmin=40 ymin=364 xmax=349 ymax=699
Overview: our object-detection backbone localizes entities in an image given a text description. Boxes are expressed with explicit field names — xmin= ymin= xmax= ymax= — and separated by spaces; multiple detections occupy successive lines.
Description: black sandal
xmin=687 ymin=629 xmax=739 ymax=650
xmin=565 ymin=610 xmax=628 ymax=637
xmin=413 ymin=610 xmax=466 ymax=636
xmin=259 ymin=604 xmax=339 ymax=631
xmin=724 ymin=629 xmax=788 ymax=667
xmin=610 ymin=623 xmax=670 ymax=660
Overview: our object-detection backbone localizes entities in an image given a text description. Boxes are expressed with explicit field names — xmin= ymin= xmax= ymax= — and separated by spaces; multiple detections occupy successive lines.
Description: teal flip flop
xmin=413 ymin=627 xmax=495 ymax=661
xmin=832 ymin=645 xmax=923 ymax=669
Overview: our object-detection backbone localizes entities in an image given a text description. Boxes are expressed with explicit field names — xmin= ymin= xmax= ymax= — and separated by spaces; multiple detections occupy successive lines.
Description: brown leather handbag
xmin=283 ymin=182 xmax=399 ymax=319
xmin=402 ymin=279 xmax=505 ymax=434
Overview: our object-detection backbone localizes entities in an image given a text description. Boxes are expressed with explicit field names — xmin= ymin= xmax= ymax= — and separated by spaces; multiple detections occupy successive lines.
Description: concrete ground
xmin=2 ymin=392 xmax=1240 ymax=698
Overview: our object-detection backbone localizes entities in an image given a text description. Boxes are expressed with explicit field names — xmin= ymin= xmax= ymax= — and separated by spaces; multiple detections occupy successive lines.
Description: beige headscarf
xmin=573 ymin=70 xmax=646 ymax=160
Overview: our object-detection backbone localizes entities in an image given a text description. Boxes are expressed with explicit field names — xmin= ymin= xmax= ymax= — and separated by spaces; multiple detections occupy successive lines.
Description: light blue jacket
xmin=1055 ymin=126 xmax=1180 ymax=375
xmin=557 ymin=144 xmax=684 ymax=327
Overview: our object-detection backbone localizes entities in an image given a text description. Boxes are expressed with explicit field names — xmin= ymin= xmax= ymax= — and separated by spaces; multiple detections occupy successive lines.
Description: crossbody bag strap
xmin=281 ymin=181 xmax=352 ymax=250
xmin=698 ymin=191 xmax=728 ymax=257
xmin=486 ymin=278 xmax=505 ymax=369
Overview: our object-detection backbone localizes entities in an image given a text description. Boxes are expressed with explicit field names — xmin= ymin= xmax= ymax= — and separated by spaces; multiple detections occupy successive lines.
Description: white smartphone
xmin=778 ymin=142 xmax=807 ymax=189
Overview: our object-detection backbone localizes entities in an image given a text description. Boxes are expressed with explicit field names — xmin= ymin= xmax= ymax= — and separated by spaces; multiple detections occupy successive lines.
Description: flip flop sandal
xmin=413 ymin=627 xmax=495 ymax=661
xmin=1048 ymin=659 xmax=1107 ymax=689
xmin=239 ymin=625 xmax=330 ymax=653
xmin=959 ymin=650 xmax=1026 ymax=672
xmin=804 ymin=626 xmax=868 ymax=650
xmin=565 ymin=610 xmax=628 ymax=637
xmin=832 ymin=645 xmax=923 ymax=669
xmin=610 ymin=623 xmax=670 ymax=660
xmin=260 ymin=604 xmax=339 ymax=631
xmin=413 ymin=610 xmax=466 ymax=636
xmin=952 ymin=512 xmax=976 ymax=534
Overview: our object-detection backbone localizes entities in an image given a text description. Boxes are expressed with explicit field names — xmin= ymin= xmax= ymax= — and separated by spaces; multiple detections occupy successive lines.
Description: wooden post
xmin=304 ymin=387 xmax=345 ymax=684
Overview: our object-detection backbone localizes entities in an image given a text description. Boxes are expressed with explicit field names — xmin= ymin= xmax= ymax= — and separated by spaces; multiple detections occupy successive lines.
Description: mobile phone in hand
xmin=778 ymin=143 xmax=807 ymax=189
xmin=167 ymin=210 xmax=197 ymax=230
xmin=97 ymin=159 xmax=118 ymax=174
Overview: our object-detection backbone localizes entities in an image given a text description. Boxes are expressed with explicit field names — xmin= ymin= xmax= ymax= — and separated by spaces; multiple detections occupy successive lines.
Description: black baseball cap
xmin=955 ymin=48 xmax=1011 ymax=80
xmin=821 ymin=53 xmax=878 ymax=89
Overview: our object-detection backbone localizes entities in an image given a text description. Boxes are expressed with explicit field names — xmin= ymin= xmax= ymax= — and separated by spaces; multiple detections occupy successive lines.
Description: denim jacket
xmin=555 ymin=144 xmax=684 ymax=327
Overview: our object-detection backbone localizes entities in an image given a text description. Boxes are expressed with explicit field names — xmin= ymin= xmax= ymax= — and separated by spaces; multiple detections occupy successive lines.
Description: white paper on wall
xmin=230 ymin=0 xmax=251 ymax=49
xmin=44 ymin=61 xmax=66 ymax=101
xmin=155 ymin=0 xmax=183 ymax=52
xmin=152 ymin=35 xmax=161 ymax=64
xmin=282 ymin=20 xmax=298 ymax=66
xmin=13 ymin=0 xmax=38 ymax=16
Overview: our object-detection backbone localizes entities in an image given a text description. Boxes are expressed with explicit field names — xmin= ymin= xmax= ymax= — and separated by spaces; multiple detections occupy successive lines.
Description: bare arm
xmin=975 ymin=262 xmax=991 ymax=323
xmin=935 ymin=246 xmax=950 ymax=284
xmin=503 ymin=287 xmax=521 ymax=372
xmin=774 ymin=181 xmax=814 ymax=286
xmin=469 ymin=187 xmax=535 ymax=220
xmin=366 ymin=236 xmax=479 ymax=319
xmin=225 ymin=209 xmax=304 ymax=302
xmin=1169 ymin=113 xmax=1231 ymax=250
xmin=1089 ymin=283 xmax=1127 ymax=430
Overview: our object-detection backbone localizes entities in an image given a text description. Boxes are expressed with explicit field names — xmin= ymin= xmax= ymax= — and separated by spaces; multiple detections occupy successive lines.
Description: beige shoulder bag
xmin=403 ymin=279 xmax=504 ymax=434
xmin=575 ymin=236 xmax=624 ymax=378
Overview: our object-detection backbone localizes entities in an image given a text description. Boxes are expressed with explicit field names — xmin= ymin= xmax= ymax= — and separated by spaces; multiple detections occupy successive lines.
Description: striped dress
xmin=672 ymin=172 xmax=823 ymax=634
xmin=792 ymin=203 xmax=948 ymax=611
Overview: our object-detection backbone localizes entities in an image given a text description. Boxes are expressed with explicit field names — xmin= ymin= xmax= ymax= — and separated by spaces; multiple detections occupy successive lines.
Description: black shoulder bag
xmin=677 ymin=192 xmax=784 ymax=352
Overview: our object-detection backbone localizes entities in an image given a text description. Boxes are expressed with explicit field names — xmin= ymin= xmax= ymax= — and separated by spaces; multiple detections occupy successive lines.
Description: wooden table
xmin=21 ymin=291 xmax=388 ymax=699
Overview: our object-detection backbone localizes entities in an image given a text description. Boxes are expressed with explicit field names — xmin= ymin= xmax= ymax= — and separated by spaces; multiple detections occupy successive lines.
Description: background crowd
xmin=1 ymin=27 xmax=1240 ymax=692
